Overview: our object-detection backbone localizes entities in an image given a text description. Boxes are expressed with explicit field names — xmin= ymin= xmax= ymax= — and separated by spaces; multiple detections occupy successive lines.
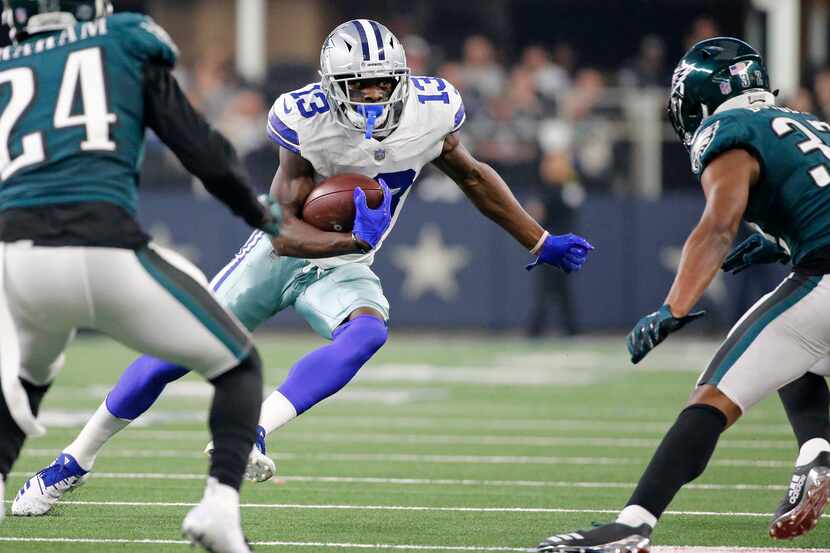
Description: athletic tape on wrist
xmin=530 ymin=231 xmax=550 ymax=256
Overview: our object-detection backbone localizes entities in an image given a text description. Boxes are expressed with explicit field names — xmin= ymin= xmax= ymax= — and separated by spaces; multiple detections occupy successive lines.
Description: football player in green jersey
xmin=536 ymin=38 xmax=830 ymax=552
xmin=0 ymin=2 xmax=281 ymax=552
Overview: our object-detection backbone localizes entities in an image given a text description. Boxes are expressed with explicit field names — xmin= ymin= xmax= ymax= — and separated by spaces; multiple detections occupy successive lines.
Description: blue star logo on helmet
xmin=319 ymin=19 xmax=410 ymax=137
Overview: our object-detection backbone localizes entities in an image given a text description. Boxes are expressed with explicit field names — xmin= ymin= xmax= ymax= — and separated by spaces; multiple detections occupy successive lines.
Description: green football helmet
xmin=668 ymin=37 xmax=771 ymax=149
xmin=2 ymin=0 xmax=112 ymax=41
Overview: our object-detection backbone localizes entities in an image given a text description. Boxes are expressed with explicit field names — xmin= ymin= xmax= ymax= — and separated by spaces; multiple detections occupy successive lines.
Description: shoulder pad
xmin=690 ymin=112 xmax=753 ymax=176
xmin=110 ymin=13 xmax=178 ymax=68
xmin=266 ymin=90 xmax=305 ymax=155
xmin=410 ymin=76 xmax=465 ymax=134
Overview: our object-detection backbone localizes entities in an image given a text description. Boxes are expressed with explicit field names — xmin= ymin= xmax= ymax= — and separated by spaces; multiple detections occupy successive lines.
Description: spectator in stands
xmin=188 ymin=48 xmax=240 ymax=121
xmin=216 ymin=88 xmax=269 ymax=158
xmin=684 ymin=16 xmax=719 ymax=50
xmin=560 ymin=68 xmax=605 ymax=121
xmin=519 ymin=45 xmax=570 ymax=112
xmin=460 ymin=35 xmax=505 ymax=98
xmin=464 ymin=67 xmax=541 ymax=189
xmin=526 ymin=151 xmax=585 ymax=337
xmin=551 ymin=42 xmax=577 ymax=77
xmin=813 ymin=67 xmax=830 ymax=121
xmin=403 ymin=34 xmax=431 ymax=75
xmin=555 ymin=68 xmax=616 ymax=191
xmin=618 ymin=35 xmax=669 ymax=88
xmin=785 ymin=87 xmax=816 ymax=114
xmin=437 ymin=60 xmax=485 ymax=120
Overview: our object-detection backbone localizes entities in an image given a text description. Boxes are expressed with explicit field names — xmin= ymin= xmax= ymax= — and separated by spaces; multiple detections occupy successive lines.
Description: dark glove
xmin=721 ymin=234 xmax=789 ymax=274
xmin=253 ymin=195 xmax=283 ymax=236
xmin=627 ymin=304 xmax=706 ymax=364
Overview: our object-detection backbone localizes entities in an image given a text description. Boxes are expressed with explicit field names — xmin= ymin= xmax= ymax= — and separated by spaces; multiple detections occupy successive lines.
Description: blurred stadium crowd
xmin=146 ymin=15 xmax=732 ymax=200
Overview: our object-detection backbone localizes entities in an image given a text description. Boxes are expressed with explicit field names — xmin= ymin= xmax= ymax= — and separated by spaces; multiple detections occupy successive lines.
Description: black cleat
xmin=769 ymin=450 xmax=830 ymax=540
xmin=537 ymin=522 xmax=652 ymax=553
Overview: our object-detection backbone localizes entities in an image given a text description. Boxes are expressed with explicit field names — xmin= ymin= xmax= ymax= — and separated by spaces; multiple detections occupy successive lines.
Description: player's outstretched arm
xmin=433 ymin=133 xmax=592 ymax=272
xmin=665 ymin=149 xmax=757 ymax=316
xmin=143 ymin=64 xmax=279 ymax=234
xmin=268 ymin=147 xmax=370 ymax=258
xmin=627 ymin=148 xmax=758 ymax=364
xmin=433 ymin=133 xmax=544 ymax=248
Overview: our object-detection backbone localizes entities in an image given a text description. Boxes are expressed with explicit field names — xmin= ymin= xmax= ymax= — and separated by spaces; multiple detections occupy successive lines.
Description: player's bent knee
xmin=362 ymin=317 xmax=388 ymax=352
xmin=688 ymin=384 xmax=742 ymax=428
xmin=343 ymin=314 xmax=388 ymax=357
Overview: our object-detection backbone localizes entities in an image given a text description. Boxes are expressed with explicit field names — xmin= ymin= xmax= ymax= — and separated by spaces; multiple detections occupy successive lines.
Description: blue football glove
xmin=627 ymin=304 xmax=706 ymax=364
xmin=255 ymin=194 xmax=283 ymax=236
xmin=526 ymin=233 xmax=594 ymax=273
xmin=353 ymin=179 xmax=392 ymax=249
xmin=721 ymin=233 xmax=789 ymax=274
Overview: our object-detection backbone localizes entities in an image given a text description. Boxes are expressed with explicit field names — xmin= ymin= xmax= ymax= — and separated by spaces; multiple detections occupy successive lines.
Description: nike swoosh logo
xmin=284 ymin=99 xmax=292 ymax=113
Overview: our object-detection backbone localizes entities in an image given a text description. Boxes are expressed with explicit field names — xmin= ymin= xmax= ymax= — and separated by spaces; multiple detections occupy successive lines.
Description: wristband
xmin=530 ymin=231 xmax=550 ymax=256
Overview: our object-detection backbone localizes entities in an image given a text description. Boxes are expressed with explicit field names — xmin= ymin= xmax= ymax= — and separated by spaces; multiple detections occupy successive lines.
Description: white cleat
xmin=204 ymin=425 xmax=276 ymax=483
xmin=182 ymin=477 xmax=251 ymax=553
xmin=12 ymin=453 xmax=89 ymax=516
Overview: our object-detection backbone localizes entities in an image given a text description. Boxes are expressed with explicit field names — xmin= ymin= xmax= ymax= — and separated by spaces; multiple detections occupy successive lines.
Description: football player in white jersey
xmin=13 ymin=19 xmax=593 ymax=515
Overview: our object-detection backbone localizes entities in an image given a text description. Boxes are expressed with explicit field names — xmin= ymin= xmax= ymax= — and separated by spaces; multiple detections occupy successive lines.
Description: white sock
xmin=616 ymin=504 xmax=657 ymax=529
xmin=203 ymin=476 xmax=240 ymax=507
xmin=63 ymin=402 xmax=130 ymax=471
xmin=258 ymin=391 xmax=297 ymax=434
xmin=795 ymin=437 xmax=830 ymax=467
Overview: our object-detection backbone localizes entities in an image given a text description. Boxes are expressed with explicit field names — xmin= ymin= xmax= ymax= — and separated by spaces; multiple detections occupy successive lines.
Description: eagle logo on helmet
xmin=671 ymin=61 xmax=696 ymax=96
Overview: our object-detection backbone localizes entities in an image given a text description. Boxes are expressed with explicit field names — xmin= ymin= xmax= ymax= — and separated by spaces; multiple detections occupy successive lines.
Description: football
xmin=302 ymin=173 xmax=383 ymax=232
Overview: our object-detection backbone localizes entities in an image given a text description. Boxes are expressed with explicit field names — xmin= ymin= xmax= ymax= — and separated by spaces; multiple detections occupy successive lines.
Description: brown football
xmin=302 ymin=173 xmax=383 ymax=232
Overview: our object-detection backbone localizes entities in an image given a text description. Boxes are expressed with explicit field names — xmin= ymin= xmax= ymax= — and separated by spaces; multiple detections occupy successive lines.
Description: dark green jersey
xmin=0 ymin=12 xmax=177 ymax=215
xmin=691 ymin=104 xmax=830 ymax=264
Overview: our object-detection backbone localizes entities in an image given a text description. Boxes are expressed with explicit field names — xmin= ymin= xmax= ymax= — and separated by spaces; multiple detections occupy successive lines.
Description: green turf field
xmin=0 ymin=333 xmax=827 ymax=552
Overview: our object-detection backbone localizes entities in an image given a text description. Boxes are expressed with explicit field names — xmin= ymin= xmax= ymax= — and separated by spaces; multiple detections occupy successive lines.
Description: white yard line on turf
xmin=59 ymin=430 xmax=796 ymax=450
xmin=36 ymin=411 xmax=797 ymax=435
xmin=0 ymin=538 xmax=828 ymax=553
xmin=20 ymin=448 xmax=793 ymax=468
xmin=5 ymin=472 xmax=789 ymax=492
xmin=0 ymin=538 xmax=532 ymax=551
xmin=3 ymin=499 xmax=820 ymax=518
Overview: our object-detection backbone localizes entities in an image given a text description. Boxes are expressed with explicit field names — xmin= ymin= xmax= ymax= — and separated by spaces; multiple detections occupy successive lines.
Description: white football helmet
xmin=320 ymin=19 xmax=410 ymax=138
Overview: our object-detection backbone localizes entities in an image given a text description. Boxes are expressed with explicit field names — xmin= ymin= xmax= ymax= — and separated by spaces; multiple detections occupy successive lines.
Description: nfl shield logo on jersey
xmin=374 ymin=149 xmax=386 ymax=162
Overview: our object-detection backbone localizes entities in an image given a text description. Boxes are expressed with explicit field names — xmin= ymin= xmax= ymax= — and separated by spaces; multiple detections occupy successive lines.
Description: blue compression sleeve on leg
xmin=105 ymin=355 xmax=189 ymax=420
xmin=278 ymin=315 xmax=387 ymax=414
